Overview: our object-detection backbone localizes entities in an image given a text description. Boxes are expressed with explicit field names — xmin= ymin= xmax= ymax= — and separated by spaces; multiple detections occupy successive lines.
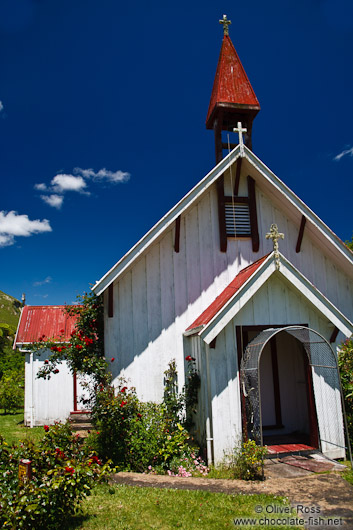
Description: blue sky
xmin=1 ymin=0 xmax=352 ymax=305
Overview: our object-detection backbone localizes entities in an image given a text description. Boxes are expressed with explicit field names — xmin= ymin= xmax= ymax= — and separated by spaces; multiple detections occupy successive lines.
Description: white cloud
xmin=51 ymin=174 xmax=87 ymax=193
xmin=36 ymin=166 xmax=130 ymax=208
xmin=74 ymin=167 xmax=130 ymax=183
xmin=0 ymin=234 xmax=13 ymax=247
xmin=334 ymin=146 xmax=353 ymax=161
xmin=0 ymin=210 xmax=52 ymax=247
xmin=0 ymin=101 xmax=3 ymax=112
xmin=33 ymin=276 xmax=52 ymax=287
xmin=40 ymin=194 xmax=64 ymax=209
xmin=34 ymin=183 xmax=47 ymax=191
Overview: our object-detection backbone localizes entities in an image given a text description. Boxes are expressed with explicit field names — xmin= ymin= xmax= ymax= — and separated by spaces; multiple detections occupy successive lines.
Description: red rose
xmin=111 ymin=357 xmax=115 ymax=362
xmin=185 ymin=355 xmax=192 ymax=361
xmin=44 ymin=425 xmax=49 ymax=432
xmin=137 ymin=413 xmax=142 ymax=418
xmin=53 ymin=369 xmax=59 ymax=374
xmin=65 ymin=466 xmax=75 ymax=475
xmin=60 ymin=329 xmax=65 ymax=333
xmin=76 ymin=344 xmax=83 ymax=350
xmin=120 ymin=386 xmax=127 ymax=393
xmin=44 ymin=360 xmax=49 ymax=364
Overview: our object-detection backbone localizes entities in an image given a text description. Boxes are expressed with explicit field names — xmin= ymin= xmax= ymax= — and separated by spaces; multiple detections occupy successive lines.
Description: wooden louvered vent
xmin=225 ymin=202 xmax=251 ymax=237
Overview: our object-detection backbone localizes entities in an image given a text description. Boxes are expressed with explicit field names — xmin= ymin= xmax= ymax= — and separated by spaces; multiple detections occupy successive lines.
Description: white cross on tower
xmin=219 ymin=14 xmax=232 ymax=36
xmin=233 ymin=122 xmax=247 ymax=157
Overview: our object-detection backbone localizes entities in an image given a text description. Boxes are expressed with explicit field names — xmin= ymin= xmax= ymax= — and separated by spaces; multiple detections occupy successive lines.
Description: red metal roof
xmin=15 ymin=305 xmax=78 ymax=345
xmin=186 ymin=255 xmax=269 ymax=332
xmin=206 ymin=35 xmax=260 ymax=128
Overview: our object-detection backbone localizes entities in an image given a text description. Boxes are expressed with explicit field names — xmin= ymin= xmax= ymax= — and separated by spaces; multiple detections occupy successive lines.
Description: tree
xmin=0 ymin=323 xmax=24 ymax=379
xmin=346 ymin=235 xmax=353 ymax=251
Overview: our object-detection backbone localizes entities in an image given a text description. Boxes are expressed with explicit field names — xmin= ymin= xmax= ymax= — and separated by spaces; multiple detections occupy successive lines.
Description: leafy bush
xmin=0 ymin=370 xmax=24 ymax=414
xmin=208 ymin=440 xmax=266 ymax=481
xmin=89 ymin=379 xmax=208 ymax=475
xmin=339 ymin=336 xmax=353 ymax=449
xmin=230 ymin=440 xmax=267 ymax=480
xmin=0 ymin=422 xmax=112 ymax=529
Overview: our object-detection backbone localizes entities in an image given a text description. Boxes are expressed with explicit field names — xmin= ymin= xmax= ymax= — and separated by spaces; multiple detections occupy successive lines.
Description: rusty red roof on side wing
xmin=15 ymin=305 xmax=78 ymax=344
xmin=206 ymin=35 xmax=260 ymax=128
xmin=186 ymin=255 xmax=270 ymax=332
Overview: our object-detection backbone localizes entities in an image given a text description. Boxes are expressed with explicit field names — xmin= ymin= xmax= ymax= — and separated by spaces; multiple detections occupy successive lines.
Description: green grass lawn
xmin=67 ymin=483 xmax=299 ymax=530
xmin=0 ymin=409 xmax=44 ymax=445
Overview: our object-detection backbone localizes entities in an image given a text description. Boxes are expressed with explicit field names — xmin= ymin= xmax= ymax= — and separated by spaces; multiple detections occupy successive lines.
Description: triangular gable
xmin=184 ymin=252 xmax=353 ymax=344
xmin=92 ymin=146 xmax=353 ymax=296
xmin=14 ymin=305 xmax=77 ymax=347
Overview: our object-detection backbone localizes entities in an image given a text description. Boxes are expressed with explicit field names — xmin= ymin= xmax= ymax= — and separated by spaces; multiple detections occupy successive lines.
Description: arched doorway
xmin=240 ymin=326 xmax=346 ymax=458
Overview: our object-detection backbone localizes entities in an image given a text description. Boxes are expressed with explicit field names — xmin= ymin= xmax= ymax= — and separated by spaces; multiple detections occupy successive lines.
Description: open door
xmin=240 ymin=326 xmax=346 ymax=459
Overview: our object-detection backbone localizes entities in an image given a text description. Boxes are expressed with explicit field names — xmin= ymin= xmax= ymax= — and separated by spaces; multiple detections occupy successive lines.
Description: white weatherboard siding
xmin=25 ymin=350 xmax=73 ymax=426
xmin=199 ymin=274 xmax=345 ymax=462
xmin=105 ymin=170 xmax=352 ymax=404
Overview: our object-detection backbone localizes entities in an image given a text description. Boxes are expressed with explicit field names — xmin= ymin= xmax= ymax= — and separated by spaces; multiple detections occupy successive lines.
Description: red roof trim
xmin=15 ymin=305 xmax=78 ymax=345
xmin=186 ymin=255 xmax=270 ymax=332
xmin=206 ymin=35 xmax=260 ymax=127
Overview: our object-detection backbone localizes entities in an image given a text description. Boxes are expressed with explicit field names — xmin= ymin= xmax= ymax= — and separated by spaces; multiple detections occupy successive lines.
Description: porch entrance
xmin=238 ymin=326 xmax=346 ymax=459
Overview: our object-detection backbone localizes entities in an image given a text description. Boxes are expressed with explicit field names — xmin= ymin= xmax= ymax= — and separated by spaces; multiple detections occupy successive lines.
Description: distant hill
xmin=0 ymin=290 xmax=21 ymax=331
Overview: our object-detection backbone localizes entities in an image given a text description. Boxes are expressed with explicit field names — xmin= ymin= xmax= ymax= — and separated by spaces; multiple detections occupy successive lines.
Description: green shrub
xmin=0 ymin=370 xmax=24 ymax=414
xmin=90 ymin=379 xmax=208 ymax=475
xmin=339 ymin=336 xmax=353 ymax=449
xmin=230 ymin=440 xmax=267 ymax=480
xmin=208 ymin=440 xmax=267 ymax=481
xmin=0 ymin=422 xmax=112 ymax=529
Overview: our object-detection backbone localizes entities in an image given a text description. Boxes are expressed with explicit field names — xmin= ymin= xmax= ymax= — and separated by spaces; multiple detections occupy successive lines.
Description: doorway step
xmin=266 ymin=443 xmax=316 ymax=458
xmin=264 ymin=432 xmax=315 ymax=458
xmin=68 ymin=411 xmax=92 ymax=437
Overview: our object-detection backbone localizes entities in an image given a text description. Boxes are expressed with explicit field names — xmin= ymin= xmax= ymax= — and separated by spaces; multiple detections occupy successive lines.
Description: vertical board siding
xmin=118 ymin=270 xmax=134 ymax=375
xmin=198 ymin=192 xmax=215 ymax=297
xmin=185 ymin=204 xmax=201 ymax=305
xmin=146 ymin=244 xmax=162 ymax=343
xmin=104 ymin=166 xmax=352 ymax=448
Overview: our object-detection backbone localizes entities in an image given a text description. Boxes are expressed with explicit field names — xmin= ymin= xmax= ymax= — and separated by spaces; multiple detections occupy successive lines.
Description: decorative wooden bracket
xmin=247 ymin=176 xmax=259 ymax=252
xmin=210 ymin=338 xmax=217 ymax=349
xmin=174 ymin=215 xmax=181 ymax=253
xmin=217 ymin=176 xmax=227 ymax=252
xmin=108 ymin=283 xmax=114 ymax=318
xmin=296 ymin=215 xmax=306 ymax=253
xmin=330 ymin=327 xmax=339 ymax=344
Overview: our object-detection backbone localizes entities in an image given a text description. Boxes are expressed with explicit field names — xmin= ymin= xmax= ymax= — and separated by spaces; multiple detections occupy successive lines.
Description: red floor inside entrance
xmin=267 ymin=443 xmax=315 ymax=455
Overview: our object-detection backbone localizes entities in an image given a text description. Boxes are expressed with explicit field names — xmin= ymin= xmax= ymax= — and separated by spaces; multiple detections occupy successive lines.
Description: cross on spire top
xmin=219 ymin=14 xmax=231 ymax=36
xmin=266 ymin=224 xmax=284 ymax=270
xmin=233 ymin=121 xmax=247 ymax=156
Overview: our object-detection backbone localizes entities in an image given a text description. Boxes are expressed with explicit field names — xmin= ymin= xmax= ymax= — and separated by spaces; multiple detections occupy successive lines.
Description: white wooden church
xmin=17 ymin=16 xmax=353 ymax=464
xmin=92 ymin=16 xmax=353 ymax=463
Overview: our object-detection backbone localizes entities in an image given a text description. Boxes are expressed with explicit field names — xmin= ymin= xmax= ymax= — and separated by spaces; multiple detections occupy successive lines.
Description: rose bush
xmin=0 ymin=423 xmax=112 ymax=529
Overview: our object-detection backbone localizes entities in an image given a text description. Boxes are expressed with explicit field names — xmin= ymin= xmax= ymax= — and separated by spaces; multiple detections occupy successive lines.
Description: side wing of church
xmin=93 ymin=17 xmax=353 ymax=463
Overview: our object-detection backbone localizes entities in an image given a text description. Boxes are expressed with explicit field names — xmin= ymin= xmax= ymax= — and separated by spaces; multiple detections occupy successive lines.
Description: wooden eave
xmin=206 ymin=102 xmax=260 ymax=130
xmin=185 ymin=252 xmax=353 ymax=345
xmin=92 ymin=145 xmax=353 ymax=296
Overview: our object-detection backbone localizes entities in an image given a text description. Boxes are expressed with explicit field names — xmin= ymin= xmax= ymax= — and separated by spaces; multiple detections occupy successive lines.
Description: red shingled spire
xmin=207 ymin=16 xmax=260 ymax=159
xmin=206 ymin=34 xmax=260 ymax=128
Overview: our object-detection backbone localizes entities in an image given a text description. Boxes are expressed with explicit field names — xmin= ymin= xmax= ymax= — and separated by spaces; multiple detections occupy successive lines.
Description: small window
xmin=225 ymin=202 xmax=251 ymax=237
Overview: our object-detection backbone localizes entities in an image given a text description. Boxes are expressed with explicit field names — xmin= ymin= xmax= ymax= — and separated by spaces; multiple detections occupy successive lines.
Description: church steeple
xmin=206 ymin=15 xmax=260 ymax=162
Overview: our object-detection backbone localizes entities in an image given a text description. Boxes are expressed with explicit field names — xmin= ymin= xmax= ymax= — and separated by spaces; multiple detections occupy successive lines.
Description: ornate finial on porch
xmin=233 ymin=122 xmax=247 ymax=157
xmin=266 ymin=224 xmax=284 ymax=270
xmin=219 ymin=14 xmax=232 ymax=36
